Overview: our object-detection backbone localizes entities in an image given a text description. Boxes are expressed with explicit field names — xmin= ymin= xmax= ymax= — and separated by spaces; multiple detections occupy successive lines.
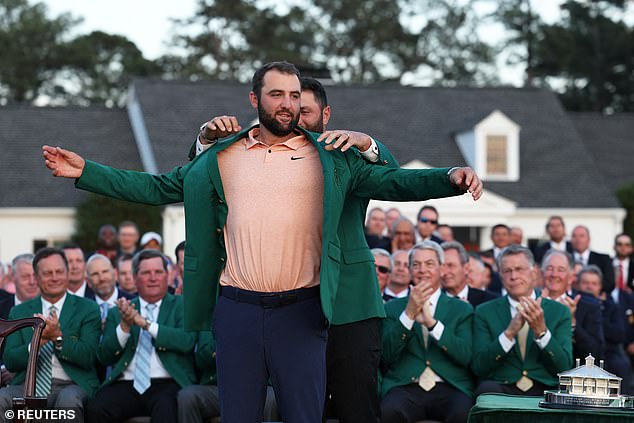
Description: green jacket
xmin=471 ymin=295 xmax=573 ymax=387
xmin=381 ymin=293 xmax=474 ymax=397
xmin=97 ymin=294 xmax=196 ymax=388
xmin=4 ymin=294 xmax=101 ymax=396
xmin=195 ymin=331 xmax=216 ymax=385
xmin=76 ymin=125 xmax=462 ymax=331
xmin=331 ymin=140 xmax=399 ymax=325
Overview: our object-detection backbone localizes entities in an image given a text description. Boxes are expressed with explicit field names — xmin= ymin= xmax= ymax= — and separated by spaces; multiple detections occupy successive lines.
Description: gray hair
xmin=86 ymin=253 xmax=113 ymax=270
xmin=541 ymin=249 xmax=573 ymax=272
xmin=468 ymin=253 xmax=485 ymax=270
xmin=578 ymin=264 xmax=603 ymax=283
xmin=371 ymin=248 xmax=393 ymax=269
xmin=497 ymin=245 xmax=535 ymax=271
xmin=11 ymin=253 xmax=34 ymax=276
xmin=408 ymin=240 xmax=444 ymax=267
xmin=390 ymin=216 xmax=415 ymax=238
xmin=441 ymin=241 xmax=468 ymax=264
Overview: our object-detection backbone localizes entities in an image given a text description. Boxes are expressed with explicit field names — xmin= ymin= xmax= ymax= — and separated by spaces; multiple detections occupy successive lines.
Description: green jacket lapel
xmin=57 ymin=294 xmax=76 ymax=329
xmin=157 ymin=294 xmax=172 ymax=325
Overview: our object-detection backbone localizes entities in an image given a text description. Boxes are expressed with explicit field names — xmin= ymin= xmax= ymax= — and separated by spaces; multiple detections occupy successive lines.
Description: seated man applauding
xmin=472 ymin=245 xmax=572 ymax=396
xmin=86 ymin=250 xmax=196 ymax=423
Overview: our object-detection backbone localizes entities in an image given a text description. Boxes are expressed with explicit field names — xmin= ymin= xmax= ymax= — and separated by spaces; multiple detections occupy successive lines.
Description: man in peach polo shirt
xmin=192 ymin=76 xmax=398 ymax=423
xmin=43 ymin=61 xmax=483 ymax=423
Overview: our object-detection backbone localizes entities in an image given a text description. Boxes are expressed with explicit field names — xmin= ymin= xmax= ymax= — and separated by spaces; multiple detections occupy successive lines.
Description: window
xmin=486 ymin=135 xmax=507 ymax=175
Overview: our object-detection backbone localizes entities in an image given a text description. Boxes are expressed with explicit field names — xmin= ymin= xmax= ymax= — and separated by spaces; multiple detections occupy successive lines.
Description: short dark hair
xmin=116 ymin=253 xmax=133 ymax=269
xmin=175 ymin=241 xmax=186 ymax=262
xmin=132 ymin=249 xmax=168 ymax=275
xmin=546 ymin=216 xmax=565 ymax=230
xmin=417 ymin=205 xmax=439 ymax=221
xmin=61 ymin=243 xmax=83 ymax=251
xmin=252 ymin=61 xmax=300 ymax=99
xmin=491 ymin=224 xmax=511 ymax=233
xmin=300 ymin=77 xmax=328 ymax=109
xmin=33 ymin=247 xmax=68 ymax=274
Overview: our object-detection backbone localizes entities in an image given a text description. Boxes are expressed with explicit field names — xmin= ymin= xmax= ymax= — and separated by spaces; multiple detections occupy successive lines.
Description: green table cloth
xmin=468 ymin=393 xmax=634 ymax=423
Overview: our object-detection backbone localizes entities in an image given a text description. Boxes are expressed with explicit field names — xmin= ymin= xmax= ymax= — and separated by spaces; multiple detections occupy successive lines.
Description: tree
xmin=169 ymin=0 xmax=494 ymax=85
xmin=403 ymin=0 xmax=496 ymax=86
xmin=166 ymin=0 xmax=319 ymax=82
xmin=51 ymin=31 xmax=162 ymax=107
xmin=488 ymin=0 xmax=542 ymax=86
xmin=72 ymin=193 xmax=162 ymax=254
xmin=0 ymin=0 xmax=78 ymax=103
xmin=533 ymin=0 xmax=634 ymax=112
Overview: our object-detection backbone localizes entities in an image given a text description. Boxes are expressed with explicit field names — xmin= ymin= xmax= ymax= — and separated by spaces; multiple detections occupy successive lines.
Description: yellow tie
xmin=517 ymin=322 xmax=529 ymax=360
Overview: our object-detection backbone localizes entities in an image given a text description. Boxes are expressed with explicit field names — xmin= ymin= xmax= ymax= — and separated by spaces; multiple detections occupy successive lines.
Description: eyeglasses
xmin=419 ymin=217 xmax=438 ymax=225
xmin=375 ymin=265 xmax=391 ymax=274
xmin=616 ymin=242 xmax=632 ymax=247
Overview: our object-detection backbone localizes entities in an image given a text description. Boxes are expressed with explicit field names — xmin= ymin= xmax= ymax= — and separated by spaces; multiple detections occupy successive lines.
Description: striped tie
xmin=35 ymin=305 xmax=57 ymax=397
xmin=99 ymin=303 xmax=109 ymax=321
xmin=133 ymin=303 xmax=156 ymax=394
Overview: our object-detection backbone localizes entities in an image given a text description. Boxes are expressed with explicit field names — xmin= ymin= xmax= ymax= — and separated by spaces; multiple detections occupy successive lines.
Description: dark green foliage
xmin=72 ymin=193 xmax=162 ymax=253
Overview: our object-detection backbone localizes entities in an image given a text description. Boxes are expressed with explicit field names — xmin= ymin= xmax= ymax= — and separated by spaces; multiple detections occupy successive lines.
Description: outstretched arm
xmin=42 ymin=145 xmax=86 ymax=178
xmin=43 ymin=145 xmax=187 ymax=205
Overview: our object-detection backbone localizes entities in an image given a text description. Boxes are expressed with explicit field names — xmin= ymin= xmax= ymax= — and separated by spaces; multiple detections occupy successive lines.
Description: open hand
xmin=448 ymin=167 xmax=483 ymax=201
xmin=42 ymin=146 xmax=85 ymax=178
xmin=316 ymin=130 xmax=372 ymax=153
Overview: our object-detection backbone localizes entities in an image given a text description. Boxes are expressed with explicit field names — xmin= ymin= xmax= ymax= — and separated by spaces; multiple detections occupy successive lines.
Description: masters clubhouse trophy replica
xmin=540 ymin=355 xmax=634 ymax=410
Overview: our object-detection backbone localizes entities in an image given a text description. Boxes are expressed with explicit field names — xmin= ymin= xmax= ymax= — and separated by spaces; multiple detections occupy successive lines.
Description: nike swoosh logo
xmin=290 ymin=156 xmax=305 ymax=160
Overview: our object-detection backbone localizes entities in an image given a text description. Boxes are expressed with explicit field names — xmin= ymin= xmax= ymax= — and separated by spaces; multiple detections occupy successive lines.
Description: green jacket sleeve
xmin=471 ymin=308 xmax=509 ymax=377
xmin=75 ymin=160 xmax=188 ymax=205
xmin=435 ymin=305 xmax=473 ymax=367
xmin=540 ymin=301 xmax=573 ymax=374
xmin=55 ymin=302 xmax=101 ymax=370
xmin=154 ymin=296 xmax=195 ymax=353
xmin=97 ymin=308 xmax=126 ymax=366
xmin=345 ymin=151 xmax=462 ymax=201
xmin=195 ymin=331 xmax=216 ymax=373
xmin=381 ymin=300 xmax=414 ymax=365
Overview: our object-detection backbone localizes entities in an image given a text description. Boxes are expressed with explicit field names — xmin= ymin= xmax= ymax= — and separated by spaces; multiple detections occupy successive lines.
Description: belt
xmin=219 ymin=285 xmax=320 ymax=308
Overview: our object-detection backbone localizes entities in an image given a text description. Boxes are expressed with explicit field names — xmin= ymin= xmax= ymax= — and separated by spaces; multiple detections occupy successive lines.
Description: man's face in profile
xmin=299 ymin=90 xmax=325 ymax=132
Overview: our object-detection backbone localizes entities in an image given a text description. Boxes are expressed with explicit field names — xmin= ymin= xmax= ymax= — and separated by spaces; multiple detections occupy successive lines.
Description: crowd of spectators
xmin=0 ymin=210 xmax=632 ymax=422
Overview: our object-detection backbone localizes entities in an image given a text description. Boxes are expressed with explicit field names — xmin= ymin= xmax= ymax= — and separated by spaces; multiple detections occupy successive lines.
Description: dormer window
xmin=455 ymin=110 xmax=520 ymax=182
xmin=486 ymin=135 xmax=508 ymax=175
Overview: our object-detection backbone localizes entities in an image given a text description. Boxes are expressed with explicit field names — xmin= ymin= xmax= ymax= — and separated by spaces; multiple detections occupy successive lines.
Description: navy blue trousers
xmin=213 ymin=289 xmax=328 ymax=423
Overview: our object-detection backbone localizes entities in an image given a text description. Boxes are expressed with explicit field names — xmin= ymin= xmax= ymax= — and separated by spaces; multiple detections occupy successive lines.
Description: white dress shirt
xmin=95 ymin=287 xmax=119 ymax=309
xmin=68 ymin=281 xmax=87 ymax=298
xmin=384 ymin=286 xmax=410 ymax=300
xmin=446 ymin=284 xmax=469 ymax=303
xmin=116 ymin=297 xmax=170 ymax=380
xmin=41 ymin=294 xmax=72 ymax=381
xmin=498 ymin=291 xmax=551 ymax=353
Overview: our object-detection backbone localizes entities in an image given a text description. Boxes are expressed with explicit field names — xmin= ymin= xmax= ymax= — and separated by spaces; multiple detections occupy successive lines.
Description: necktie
xmin=515 ymin=321 xmax=534 ymax=392
xmin=517 ymin=321 xmax=529 ymax=360
xmin=35 ymin=305 xmax=56 ymax=397
xmin=418 ymin=318 xmax=438 ymax=391
xmin=617 ymin=262 xmax=625 ymax=290
xmin=382 ymin=293 xmax=395 ymax=302
xmin=99 ymin=303 xmax=109 ymax=321
xmin=133 ymin=303 xmax=156 ymax=394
